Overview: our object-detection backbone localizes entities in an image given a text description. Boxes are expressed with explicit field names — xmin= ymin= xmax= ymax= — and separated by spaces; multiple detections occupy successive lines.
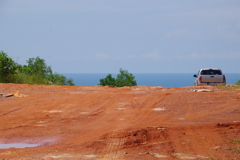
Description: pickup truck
xmin=193 ymin=68 xmax=226 ymax=86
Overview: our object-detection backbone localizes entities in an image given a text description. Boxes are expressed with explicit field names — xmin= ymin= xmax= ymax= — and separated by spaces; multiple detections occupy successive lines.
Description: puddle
xmin=0 ymin=137 xmax=59 ymax=149
xmin=0 ymin=143 xmax=39 ymax=149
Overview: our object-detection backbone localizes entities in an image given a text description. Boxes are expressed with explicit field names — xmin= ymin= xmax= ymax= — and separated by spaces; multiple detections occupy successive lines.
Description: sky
xmin=0 ymin=0 xmax=240 ymax=73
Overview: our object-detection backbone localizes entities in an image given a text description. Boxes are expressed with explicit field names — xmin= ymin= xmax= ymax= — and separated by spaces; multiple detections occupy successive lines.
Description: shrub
xmin=99 ymin=74 xmax=116 ymax=86
xmin=99 ymin=68 xmax=137 ymax=87
xmin=236 ymin=80 xmax=240 ymax=85
xmin=0 ymin=51 xmax=17 ymax=82
xmin=46 ymin=73 xmax=74 ymax=86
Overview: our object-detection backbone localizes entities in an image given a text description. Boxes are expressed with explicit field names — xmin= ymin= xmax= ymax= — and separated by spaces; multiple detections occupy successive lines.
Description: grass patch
xmin=224 ymin=145 xmax=240 ymax=156
xmin=208 ymin=153 xmax=221 ymax=160
xmin=232 ymin=145 xmax=240 ymax=155
xmin=218 ymin=85 xmax=240 ymax=90
xmin=233 ymin=139 xmax=240 ymax=143
xmin=224 ymin=138 xmax=240 ymax=156
xmin=225 ymin=139 xmax=240 ymax=144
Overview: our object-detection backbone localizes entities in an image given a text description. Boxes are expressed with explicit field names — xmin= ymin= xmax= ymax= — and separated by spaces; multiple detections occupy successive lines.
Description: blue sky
xmin=0 ymin=0 xmax=240 ymax=73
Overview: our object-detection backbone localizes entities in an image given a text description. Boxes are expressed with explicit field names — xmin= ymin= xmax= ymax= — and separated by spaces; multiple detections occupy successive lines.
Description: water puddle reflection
xmin=0 ymin=137 xmax=59 ymax=149
xmin=0 ymin=143 xmax=39 ymax=149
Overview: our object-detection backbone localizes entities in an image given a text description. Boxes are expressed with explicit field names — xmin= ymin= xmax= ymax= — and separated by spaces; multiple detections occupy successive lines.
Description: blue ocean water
xmin=63 ymin=73 xmax=240 ymax=87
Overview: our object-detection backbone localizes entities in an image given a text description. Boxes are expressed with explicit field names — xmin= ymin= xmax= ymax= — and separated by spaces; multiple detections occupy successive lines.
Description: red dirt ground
xmin=0 ymin=83 xmax=240 ymax=160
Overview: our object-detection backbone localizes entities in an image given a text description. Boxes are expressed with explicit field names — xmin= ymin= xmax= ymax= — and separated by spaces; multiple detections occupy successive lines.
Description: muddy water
xmin=0 ymin=143 xmax=39 ymax=149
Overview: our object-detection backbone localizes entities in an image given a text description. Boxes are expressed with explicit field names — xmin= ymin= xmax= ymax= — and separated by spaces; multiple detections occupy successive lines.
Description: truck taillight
xmin=199 ymin=76 xmax=202 ymax=82
xmin=223 ymin=75 xmax=226 ymax=82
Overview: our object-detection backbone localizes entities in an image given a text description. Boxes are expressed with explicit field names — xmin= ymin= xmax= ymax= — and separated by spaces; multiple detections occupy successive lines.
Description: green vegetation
xmin=224 ymin=138 xmax=240 ymax=156
xmin=0 ymin=51 xmax=74 ymax=86
xmin=236 ymin=80 xmax=240 ymax=85
xmin=99 ymin=68 xmax=137 ymax=87
xmin=218 ymin=85 xmax=240 ymax=90
xmin=208 ymin=154 xmax=221 ymax=160
xmin=233 ymin=139 xmax=240 ymax=143
xmin=226 ymin=138 xmax=240 ymax=144
xmin=0 ymin=51 xmax=17 ymax=82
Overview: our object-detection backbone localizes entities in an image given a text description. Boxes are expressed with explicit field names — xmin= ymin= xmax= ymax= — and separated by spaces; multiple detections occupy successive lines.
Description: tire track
xmin=0 ymin=108 xmax=21 ymax=117
xmin=101 ymin=130 xmax=128 ymax=159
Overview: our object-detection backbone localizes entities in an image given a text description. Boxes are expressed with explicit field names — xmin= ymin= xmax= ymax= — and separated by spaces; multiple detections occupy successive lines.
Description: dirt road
xmin=0 ymin=83 xmax=239 ymax=160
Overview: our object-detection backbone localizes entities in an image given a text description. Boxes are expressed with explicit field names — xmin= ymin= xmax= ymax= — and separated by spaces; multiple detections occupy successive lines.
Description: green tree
xmin=0 ymin=51 xmax=17 ymax=82
xmin=115 ymin=68 xmax=137 ymax=87
xmin=46 ymin=73 xmax=74 ymax=86
xmin=99 ymin=74 xmax=116 ymax=86
xmin=0 ymin=51 xmax=74 ymax=86
xmin=24 ymin=57 xmax=52 ymax=76
xmin=99 ymin=68 xmax=137 ymax=87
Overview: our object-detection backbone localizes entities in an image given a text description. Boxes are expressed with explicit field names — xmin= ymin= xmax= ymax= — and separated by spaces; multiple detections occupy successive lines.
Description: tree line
xmin=0 ymin=51 xmax=74 ymax=85
xmin=1 ymin=51 xmax=138 ymax=87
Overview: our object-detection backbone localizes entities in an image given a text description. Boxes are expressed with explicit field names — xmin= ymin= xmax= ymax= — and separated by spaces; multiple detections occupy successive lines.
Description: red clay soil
xmin=0 ymin=83 xmax=240 ymax=160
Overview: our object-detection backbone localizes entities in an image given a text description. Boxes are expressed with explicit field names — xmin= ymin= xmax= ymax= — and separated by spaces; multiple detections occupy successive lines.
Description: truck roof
xmin=200 ymin=68 xmax=221 ymax=71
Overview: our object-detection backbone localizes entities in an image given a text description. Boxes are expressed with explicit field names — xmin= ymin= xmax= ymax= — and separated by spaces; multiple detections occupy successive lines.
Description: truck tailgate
xmin=202 ymin=75 xmax=223 ymax=82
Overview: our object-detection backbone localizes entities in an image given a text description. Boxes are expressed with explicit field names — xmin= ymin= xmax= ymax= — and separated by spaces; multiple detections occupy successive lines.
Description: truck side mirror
xmin=193 ymin=74 xmax=197 ymax=78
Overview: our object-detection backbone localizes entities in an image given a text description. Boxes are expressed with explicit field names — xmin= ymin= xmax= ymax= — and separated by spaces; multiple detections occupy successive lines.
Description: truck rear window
xmin=200 ymin=70 xmax=222 ymax=75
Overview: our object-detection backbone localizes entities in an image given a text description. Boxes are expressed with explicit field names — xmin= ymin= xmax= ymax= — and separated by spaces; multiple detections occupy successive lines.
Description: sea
xmin=62 ymin=73 xmax=240 ymax=87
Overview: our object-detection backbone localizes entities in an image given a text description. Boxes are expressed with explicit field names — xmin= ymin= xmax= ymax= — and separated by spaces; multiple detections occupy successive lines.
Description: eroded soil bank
xmin=0 ymin=83 xmax=239 ymax=160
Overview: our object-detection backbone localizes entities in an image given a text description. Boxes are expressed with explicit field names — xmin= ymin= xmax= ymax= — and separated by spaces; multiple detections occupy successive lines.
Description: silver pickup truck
xmin=193 ymin=68 xmax=226 ymax=86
